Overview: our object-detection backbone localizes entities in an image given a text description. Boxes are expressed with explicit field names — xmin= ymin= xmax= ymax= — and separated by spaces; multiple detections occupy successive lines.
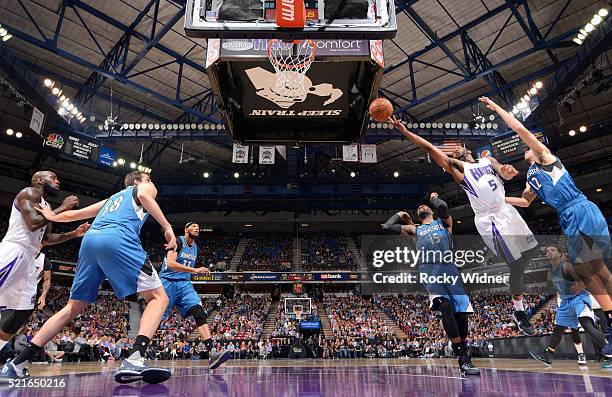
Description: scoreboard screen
xmin=63 ymin=135 xmax=100 ymax=162
xmin=490 ymin=130 xmax=546 ymax=163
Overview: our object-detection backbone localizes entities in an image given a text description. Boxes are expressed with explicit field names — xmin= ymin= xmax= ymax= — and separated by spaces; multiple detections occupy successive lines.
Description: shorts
xmin=555 ymin=293 xmax=593 ymax=329
xmin=559 ymin=199 xmax=611 ymax=263
xmin=474 ymin=204 xmax=537 ymax=264
xmin=420 ymin=263 xmax=473 ymax=313
xmin=70 ymin=229 xmax=162 ymax=303
xmin=161 ymin=278 xmax=201 ymax=319
xmin=0 ymin=242 xmax=37 ymax=310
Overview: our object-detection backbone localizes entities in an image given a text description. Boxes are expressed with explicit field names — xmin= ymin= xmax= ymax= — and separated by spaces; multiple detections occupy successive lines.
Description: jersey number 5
xmin=488 ymin=180 xmax=497 ymax=191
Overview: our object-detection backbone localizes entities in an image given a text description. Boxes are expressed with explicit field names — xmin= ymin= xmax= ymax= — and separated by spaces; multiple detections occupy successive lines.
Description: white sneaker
xmin=577 ymin=353 xmax=587 ymax=365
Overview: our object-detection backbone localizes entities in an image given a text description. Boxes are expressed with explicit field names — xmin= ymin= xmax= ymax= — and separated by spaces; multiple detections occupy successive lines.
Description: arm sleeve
xmin=381 ymin=213 xmax=404 ymax=235
xmin=430 ymin=196 xmax=450 ymax=220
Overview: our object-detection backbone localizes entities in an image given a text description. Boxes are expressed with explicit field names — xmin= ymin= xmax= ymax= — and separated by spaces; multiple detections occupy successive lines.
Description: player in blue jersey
xmin=0 ymin=171 xmax=176 ymax=384
xmin=159 ymin=222 xmax=230 ymax=369
xmin=480 ymin=96 xmax=612 ymax=346
xmin=530 ymin=246 xmax=611 ymax=369
xmin=382 ymin=192 xmax=479 ymax=375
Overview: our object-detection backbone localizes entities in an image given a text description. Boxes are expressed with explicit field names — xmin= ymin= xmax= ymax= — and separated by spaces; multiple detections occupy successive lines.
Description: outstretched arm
xmin=37 ymin=200 xmax=106 ymax=223
xmin=165 ymin=248 xmax=209 ymax=274
xmin=505 ymin=183 xmax=537 ymax=208
xmin=42 ymin=223 xmax=90 ymax=246
xmin=389 ymin=116 xmax=464 ymax=183
xmin=479 ymin=97 xmax=556 ymax=164
xmin=381 ymin=212 xmax=416 ymax=235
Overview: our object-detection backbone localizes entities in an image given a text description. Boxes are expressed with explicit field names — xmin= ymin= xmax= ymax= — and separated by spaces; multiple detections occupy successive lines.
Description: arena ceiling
xmin=0 ymin=0 xmax=610 ymax=209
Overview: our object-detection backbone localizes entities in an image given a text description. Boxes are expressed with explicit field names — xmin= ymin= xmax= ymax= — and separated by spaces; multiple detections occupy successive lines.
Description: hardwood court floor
xmin=1 ymin=358 xmax=610 ymax=396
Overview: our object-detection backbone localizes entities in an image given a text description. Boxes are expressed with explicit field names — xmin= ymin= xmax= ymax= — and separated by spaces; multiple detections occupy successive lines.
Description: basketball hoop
xmin=267 ymin=39 xmax=316 ymax=101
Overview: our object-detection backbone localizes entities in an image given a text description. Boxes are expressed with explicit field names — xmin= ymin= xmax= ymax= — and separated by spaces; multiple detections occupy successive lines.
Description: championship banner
xmin=342 ymin=144 xmax=359 ymax=162
xmin=259 ymin=146 xmax=275 ymax=164
xmin=276 ymin=145 xmax=287 ymax=160
xmin=359 ymin=144 xmax=377 ymax=163
xmin=232 ymin=143 xmax=249 ymax=163
xmin=29 ymin=106 xmax=44 ymax=136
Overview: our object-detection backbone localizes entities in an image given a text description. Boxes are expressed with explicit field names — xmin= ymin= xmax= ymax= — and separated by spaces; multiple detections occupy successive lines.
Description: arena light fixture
xmin=15 ymin=132 xmax=22 ymax=138
xmin=233 ymin=172 xmax=239 ymax=178
xmin=572 ymin=38 xmax=583 ymax=45
xmin=579 ymin=125 xmax=587 ymax=132
xmin=350 ymin=171 xmax=356 ymax=178
xmin=118 ymin=158 xmax=125 ymax=165
xmin=198 ymin=124 xmax=204 ymax=129
xmin=393 ymin=171 xmax=399 ymax=178
xmin=529 ymin=87 xmax=537 ymax=95
xmin=600 ymin=8 xmax=609 ymax=17
xmin=43 ymin=79 xmax=53 ymax=87
xmin=456 ymin=220 xmax=462 ymax=224
xmin=6 ymin=128 xmax=13 ymax=136
xmin=244 ymin=224 xmax=253 ymax=227
xmin=596 ymin=188 xmax=603 ymax=192
xmin=112 ymin=162 xmax=118 ymax=167
xmin=301 ymin=224 xmax=309 ymax=227
xmin=203 ymin=172 xmax=210 ymax=178
xmin=585 ymin=23 xmax=594 ymax=32
xmin=154 ymin=124 xmax=159 ymax=129
xmin=535 ymin=82 xmax=543 ymax=89
xmin=569 ymin=130 xmax=576 ymax=136
xmin=51 ymin=87 xmax=60 ymax=96
xmin=147 ymin=124 xmax=153 ymax=129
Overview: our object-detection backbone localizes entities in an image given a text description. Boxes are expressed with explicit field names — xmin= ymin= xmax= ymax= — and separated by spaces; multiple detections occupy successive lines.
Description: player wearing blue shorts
xmin=530 ymin=246 xmax=611 ymax=369
xmin=159 ymin=222 xmax=230 ymax=369
xmin=0 ymin=171 xmax=176 ymax=384
xmin=480 ymin=97 xmax=612 ymax=349
xmin=382 ymin=192 xmax=479 ymax=375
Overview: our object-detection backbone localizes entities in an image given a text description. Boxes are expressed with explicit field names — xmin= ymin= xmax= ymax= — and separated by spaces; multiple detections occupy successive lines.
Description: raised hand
xmin=500 ymin=164 xmax=519 ymax=180
xmin=61 ymin=195 xmax=80 ymax=210
xmin=430 ymin=192 xmax=439 ymax=201
xmin=478 ymin=97 xmax=498 ymax=111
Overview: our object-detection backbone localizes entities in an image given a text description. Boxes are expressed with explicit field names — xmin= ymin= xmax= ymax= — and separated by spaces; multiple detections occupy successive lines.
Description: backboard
xmin=185 ymin=0 xmax=397 ymax=40
xmin=205 ymin=38 xmax=385 ymax=143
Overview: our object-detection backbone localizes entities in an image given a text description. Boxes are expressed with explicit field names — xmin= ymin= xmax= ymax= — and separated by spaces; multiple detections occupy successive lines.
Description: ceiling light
xmin=129 ymin=162 xmax=136 ymax=169
xmin=43 ymin=79 xmax=53 ymax=87
xmin=137 ymin=165 xmax=144 ymax=171
xmin=301 ymin=224 xmax=309 ymax=227
xmin=244 ymin=224 xmax=253 ymax=227
xmin=596 ymin=188 xmax=603 ymax=192
xmin=535 ymin=81 xmax=543 ymax=89
xmin=592 ymin=15 xmax=602 ymax=25
xmin=154 ymin=124 xmax=159 ymax=129
xmin=456 ymin=220 xmax=462 ymax=224
xmin=393 ymin=171 xmax=399 ymax=178
xmin=51 ymin=87 xmax=60 ymax=95
xmin=523 ymin=95 xmax=530 ymax=101
xmin=1 ymin=34 xmax=11 ymax=42
xmin=569 ymin=130 xmax=576 ymax=136
xmin=579 ymin=126 xmax=587 ymax=132
xmin=577 ymin=33 xmax=585 ymax=40
xmin=15 ymin=132 xmax=22 ymax=138
xmin=118 ymin=158 xmax=125 ymax=165
xmin=233 ymin=172 xmax=239 ymax=178
xmin=350 ymin=171 xmax=356 ymax=178
xmin=203 ymin=172 xmax=210 ymax=178
xmin=585 ymin=23 xmax=594 ymax=33
xmin=529 ymin=87 xmax=537 ymax=95
xmin=598 ymin=8 xmax=608 ymax=17
xmin=6 ymin=129 xmax=14 ymax=136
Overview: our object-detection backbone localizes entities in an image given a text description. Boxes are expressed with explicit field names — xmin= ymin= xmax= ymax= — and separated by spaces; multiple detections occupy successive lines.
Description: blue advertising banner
xmin=98 ymin=146 xmax=116 ymax=166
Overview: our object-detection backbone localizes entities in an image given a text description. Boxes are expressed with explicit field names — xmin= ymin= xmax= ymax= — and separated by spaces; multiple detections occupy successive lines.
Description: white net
xmin=267 ymin=39 xmax=316 ymax=101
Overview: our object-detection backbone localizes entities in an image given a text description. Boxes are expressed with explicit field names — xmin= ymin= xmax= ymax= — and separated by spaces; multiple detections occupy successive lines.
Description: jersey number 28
xmin=101 ymin=196 xmax=124 ymax=216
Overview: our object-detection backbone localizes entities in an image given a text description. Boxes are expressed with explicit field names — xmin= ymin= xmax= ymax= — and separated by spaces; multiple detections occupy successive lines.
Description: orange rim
xmin=267 ymin=39 xmax=317 ymax=70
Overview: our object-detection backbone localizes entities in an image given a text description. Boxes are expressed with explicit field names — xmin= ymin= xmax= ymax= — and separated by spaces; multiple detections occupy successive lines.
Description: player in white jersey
xmin=0 ymin=171 xmax=88 ymax=353
xmin=389 ymin=117 xmax=538 ymax=335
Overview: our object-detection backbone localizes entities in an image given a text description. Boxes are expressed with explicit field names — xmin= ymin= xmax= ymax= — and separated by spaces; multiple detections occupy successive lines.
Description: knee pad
xmin=0 ymin=309 xmax=34 ymax=335
xmin=187 ymin=305 xmax=208 ymax=327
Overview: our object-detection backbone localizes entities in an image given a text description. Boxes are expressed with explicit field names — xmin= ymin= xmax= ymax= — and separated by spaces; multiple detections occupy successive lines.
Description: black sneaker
xmin=530 ymin=350 xmax=552 ymax=366
xmin=513 ymin=310 xmax=535 ymax=336
xmin=458 ymin=355 xmax=480 ymax=375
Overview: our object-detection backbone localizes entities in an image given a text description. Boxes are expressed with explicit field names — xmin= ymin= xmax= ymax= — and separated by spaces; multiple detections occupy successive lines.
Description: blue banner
xmin=98 ymin=146 xmax=116 ymax=166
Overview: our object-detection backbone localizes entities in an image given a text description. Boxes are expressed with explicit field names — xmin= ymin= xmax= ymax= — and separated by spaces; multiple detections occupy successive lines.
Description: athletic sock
xmin=11 ymin=342 xmax=42 ymax=367
xmin=204 ymin=338 xmax=214 ymax=352
xmin=451 ymin=342 xmax=466 ymax=357
xmin=131 ymin=335 xmax=151 ymax=359
xmin=513 ymin=299 xmax=525 ymax=312
xmin=574 ymin=343 xmax=584 ymax=354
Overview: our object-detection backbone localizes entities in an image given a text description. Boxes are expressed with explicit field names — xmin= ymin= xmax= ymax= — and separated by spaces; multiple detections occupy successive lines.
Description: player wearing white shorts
xmin=389 ymin=117 xmax=538 ymax=335
xmin=0 ymin=171 xmax=88 ymax=353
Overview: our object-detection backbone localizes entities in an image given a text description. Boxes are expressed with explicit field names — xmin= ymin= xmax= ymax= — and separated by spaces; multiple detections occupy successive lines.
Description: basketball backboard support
xmin=185 ymin=0 xmax=397 ymax=40
xmin=205 ymin=38 xmax=385 ymax=143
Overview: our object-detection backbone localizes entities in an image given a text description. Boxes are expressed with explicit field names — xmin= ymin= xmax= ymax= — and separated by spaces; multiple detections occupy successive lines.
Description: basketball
xmin=369 ymin=98 xmax=393 ymax=122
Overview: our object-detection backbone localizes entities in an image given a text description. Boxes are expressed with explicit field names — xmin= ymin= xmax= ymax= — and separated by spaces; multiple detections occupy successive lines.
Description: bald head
xmin=31 ymin=171 xmax=60 ymax=197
